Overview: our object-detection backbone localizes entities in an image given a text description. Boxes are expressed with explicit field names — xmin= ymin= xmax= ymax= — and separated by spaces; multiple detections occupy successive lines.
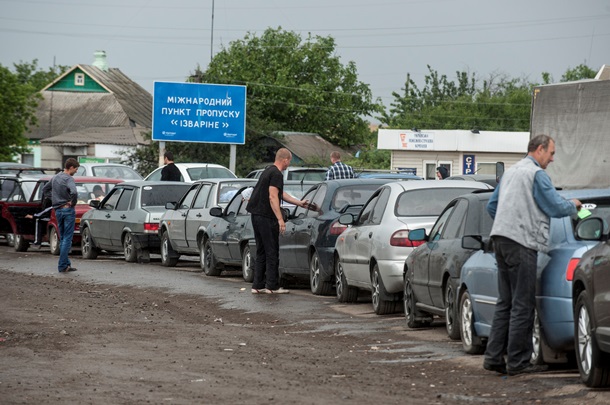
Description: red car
xmin=5 ymin=176 xmax=123 ymax=253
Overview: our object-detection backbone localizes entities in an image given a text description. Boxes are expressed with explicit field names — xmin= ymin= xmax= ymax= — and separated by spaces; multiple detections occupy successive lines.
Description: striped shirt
xmin=325 ymin=161 xmax=355 ymax=180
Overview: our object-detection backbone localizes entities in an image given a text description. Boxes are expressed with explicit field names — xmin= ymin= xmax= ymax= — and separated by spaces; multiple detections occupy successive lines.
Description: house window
xmin=75 ymin=73 xmax=85 ymax=86
xmin=476 ymin=163 xmax=496 ymax=175
xmin=21 ymin=154 xmax=34 ymax=166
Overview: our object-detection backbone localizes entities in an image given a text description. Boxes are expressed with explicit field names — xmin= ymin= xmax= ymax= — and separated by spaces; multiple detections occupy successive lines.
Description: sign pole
xmin=159 ymin=141 xmax=165 ymax=167
xmin=229 ymin=144 xmax=236 ymax=174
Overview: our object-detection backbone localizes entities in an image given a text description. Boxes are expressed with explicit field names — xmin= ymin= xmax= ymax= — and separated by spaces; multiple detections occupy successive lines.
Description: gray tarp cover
xmin=531 ymin=79 xmax=610 ymax=189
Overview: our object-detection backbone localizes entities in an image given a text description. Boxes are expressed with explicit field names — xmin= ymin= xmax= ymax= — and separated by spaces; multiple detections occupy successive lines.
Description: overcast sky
xmin=2 ymin=0 xmax=609 ymax=110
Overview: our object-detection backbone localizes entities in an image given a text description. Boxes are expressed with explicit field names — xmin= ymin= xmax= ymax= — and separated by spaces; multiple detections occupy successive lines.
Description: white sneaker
xmin=265 ymin=287 xmax=289 ymax=294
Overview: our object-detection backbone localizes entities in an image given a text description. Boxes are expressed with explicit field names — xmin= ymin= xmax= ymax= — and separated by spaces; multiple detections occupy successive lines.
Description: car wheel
xmin=335 ymin=257 xmax=358 ymax=303
xmin=123 ymin=232 xmax=137 ymax=263
xmin=242 ymin=244 xmax=254 ymax=283
xmin=14 ymin=234 xmax=29 ymax=252
xmin=81 ymin=227 xmax=99 ymax=259
xmin=49 ymin=227 xmax=60 ymax=255
xmin=530 ymin=310 xmax=545 ymax=365
xmin=6 ymin=233 xmax=15 ymax=247
xmin=575 ymin=290 xmax=610 ymax=387
xmin=371 ymin=265 xmax=397 ymax=315
xmin=160 ymin=231 xmax=179 ymax=267
xmin=310 ymin=250 xmax=332 ymax=296
xmin=459 ymin=290 xmax=485 ymax=354
xmin=404 ymin=277 xmax=431 ymax=329
xmin=444 ymin=278 xmax=460 ymax=340
xmin=202 ymin=239 xmax=221 ymax=276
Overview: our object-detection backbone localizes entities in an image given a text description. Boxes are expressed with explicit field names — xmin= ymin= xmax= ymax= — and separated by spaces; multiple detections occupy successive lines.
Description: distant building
xmin=25 ymin=51 xmax=150 ymax=168
xmin=377 ymin=129 xmax=529 ymax=179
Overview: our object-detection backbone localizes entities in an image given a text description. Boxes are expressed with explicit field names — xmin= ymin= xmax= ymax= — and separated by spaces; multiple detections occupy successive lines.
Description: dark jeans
xmin=251 ymin=214 xmax=280 ymax=290
xmin=484 ymin=236 xmax=537 ymax=371
xmin=55 ymin=207 xmax=76 ymax=272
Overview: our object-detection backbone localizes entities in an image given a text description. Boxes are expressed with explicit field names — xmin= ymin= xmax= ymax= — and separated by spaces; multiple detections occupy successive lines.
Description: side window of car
xmin=115 ymin=188 xmax=134 ymax=211
xmin=441 ymin=199 xmax=468 ymax=239
xmin=192 ymin=184 xmax=212 ymax=209
xmin=428 ymin=205 xmax=455 ymax=241
xmin=179 ymin=186 xmax=199 ymax=210
xmin=225 ymin=192 xmax=243 ymax=217
xmin=147 ymin=168 xmax=162 ymax=182
xmin=294 ymin=188 xmax=318 ymax=218
xmin=306 ymin=185 xmax=327 ymax=218
xmin=370 ymin=187 xmax=391 ymax=225
xmin=358 ymin=193 xmax=380 ymax=225
xmin=102 ymin=188 xmax=122 ymax=210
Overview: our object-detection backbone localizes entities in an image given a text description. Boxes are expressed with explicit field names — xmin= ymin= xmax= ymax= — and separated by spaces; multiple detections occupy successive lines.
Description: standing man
xmin=161 ymin=151 xmax=181 ymax=181
xmin=436 ymin=166 xmax=449 ymax=179
xmin=325 ymin=151 xmax=354 ymax=180
xmin=247 ymin=148 xmax=309 ymax=294
xmin=52 ymin=158 xmax=80 ymax=273
xmin=483 ymin=134 xmax=581 ymax=376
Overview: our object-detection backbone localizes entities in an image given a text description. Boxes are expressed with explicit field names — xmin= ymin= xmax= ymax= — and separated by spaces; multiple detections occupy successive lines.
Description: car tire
xmin=445 ymin=278 xmax=461 ymax=340
xmin=459 ymin=290 xmax=485 ymax=354
xmin=530 ymin=310 xmax=545 ymax=365
xmin=242 ymin=244 xmax=254 ymax=282
xmin=160 ymin=231 xmax=179 ymax=267
xmin=575 ymin=290 xmax=610 ymax=387
xmin=202 ymin=239 xmax=221 ymax=276
xmin=123 ymin=232 xmax=137 ymax=263
xmin=81 ymin=227 xmax=99 ymax=259
xmin=335 ymin=257 xmax=358 ymax=303
xmin=49 ymin=227 xmax=60 ymax=255
xmin=371 ymin=265 xmax=397 ymax=315
xmin=404 ymin=277 xmax=431 ymax=329
xmin=14 ymin=234 xmax=29 ymax=252
xmin=310 ymin=250 xmax=332 ymax=296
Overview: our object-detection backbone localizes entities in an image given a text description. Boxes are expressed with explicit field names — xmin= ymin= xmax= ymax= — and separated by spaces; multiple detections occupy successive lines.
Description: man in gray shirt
xmin=52 ymin=158 xmax=80 ymax=273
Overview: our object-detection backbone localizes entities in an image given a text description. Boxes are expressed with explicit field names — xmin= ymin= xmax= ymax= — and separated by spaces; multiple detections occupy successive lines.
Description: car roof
xmin=191 ymin=178 xmax=257 ymax=185
xmin=558 ymin=188 xmax=610 ymax=199
xmin=116 ymin=180 xmax=189 ymax=187
xmin=173 ymin=163 xmax=229 ymax=168
xmin=383 ymin=179 xmax=492 ymax=191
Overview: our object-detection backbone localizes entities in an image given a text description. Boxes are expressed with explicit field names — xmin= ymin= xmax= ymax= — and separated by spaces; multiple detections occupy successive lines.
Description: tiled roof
xmin=40 ymin=126 xmax=149 ymax=146
xmin=275 ymin=132 xmax=352 ymax=162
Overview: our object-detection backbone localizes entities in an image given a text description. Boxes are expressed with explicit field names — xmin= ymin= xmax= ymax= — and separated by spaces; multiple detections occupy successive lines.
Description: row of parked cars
xmin=2 ymin=161 xmax=610 ymax=388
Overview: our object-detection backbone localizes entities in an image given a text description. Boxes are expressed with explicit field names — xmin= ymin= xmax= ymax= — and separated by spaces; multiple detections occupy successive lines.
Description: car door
xmin=289 ymin=186 xmax=326 ymax=272
xmin=592 ymin=241 xmax=610 ymax=336
xmin=167 ymin=185 xmax=199 ymax=251
xmin=108 ymin=187 xmax=135 ymax=248
xmin=186 ymin=183 xmax=213 ymax=250
xmin=91 ymin=187 xmax=123 ymax=249
xmin=227 ymin=190 xmax=255 ymax=261
xmin=212 ymin=191 xmax=244 ymax=262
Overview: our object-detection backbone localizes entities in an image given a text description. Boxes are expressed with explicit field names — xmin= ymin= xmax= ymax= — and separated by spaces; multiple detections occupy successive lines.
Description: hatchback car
xmin=334 ymin=180 xmax=491 ymax=315
xmin=206 ymin=181 xmax=316 ymax=281
xmin=157 ymin=179 xmax=257 ymax=271
xmin=404 ymin=192 xmax=493 ymax=340
xmin=76 ymin=163 xmax=142 ymax=181
xmin=79 ymin=181 xmax=190 ymax=262
xmin=457 ymin=189 xmax=610 ymax=364
xmin=145 ymin=163 xmax=236 ymax=182
xmin=571 ymin=216 xmax=610 ymax=387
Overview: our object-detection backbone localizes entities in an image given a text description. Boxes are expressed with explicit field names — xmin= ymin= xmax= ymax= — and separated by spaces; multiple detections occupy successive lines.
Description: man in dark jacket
xmin=161 ymin=151 xmax=181 ymax=181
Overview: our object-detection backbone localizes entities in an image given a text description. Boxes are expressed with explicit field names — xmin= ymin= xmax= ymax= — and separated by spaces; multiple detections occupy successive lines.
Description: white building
xmin=377 ymin=129 xmax=530 ymax=179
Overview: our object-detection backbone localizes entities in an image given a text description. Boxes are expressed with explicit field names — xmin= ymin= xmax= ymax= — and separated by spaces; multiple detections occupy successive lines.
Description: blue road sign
xmin=153 ymin=82 xmax=246 ymax=144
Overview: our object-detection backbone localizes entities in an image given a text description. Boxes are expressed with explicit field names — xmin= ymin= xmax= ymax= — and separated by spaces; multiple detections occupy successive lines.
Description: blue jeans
xmin=251 ymin=214 xmax=280 ymax=290
xmin=484 ymin=236 xmax=537 ymax=371
xmin=55 ymin=207 xmax=76 ymax=272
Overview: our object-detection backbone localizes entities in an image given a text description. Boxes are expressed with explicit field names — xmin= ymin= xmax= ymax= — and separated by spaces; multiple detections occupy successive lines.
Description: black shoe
xmin=483 ymin=362 xmax=507 ymax=375
xmin=507 ymin=364 xmax=548 ymax=376
xmin=59 ymin=266 xmax=77 ymax=273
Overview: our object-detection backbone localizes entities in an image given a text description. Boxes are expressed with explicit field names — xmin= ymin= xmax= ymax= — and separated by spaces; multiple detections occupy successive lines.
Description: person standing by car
xmin=483 ymin=134 xmax=581 ymax=376
xmin=325 ymin=151 xmax=354 ymax=180
xmin=52 ymin=158 xmax=80 ymax=273
xmin=161 ymin=151 xmax=181 ymax=181
xmin=247 ymin=148 xmax=308 ymax=294
xmin=436 ymin=166 xmax=449 ymax=179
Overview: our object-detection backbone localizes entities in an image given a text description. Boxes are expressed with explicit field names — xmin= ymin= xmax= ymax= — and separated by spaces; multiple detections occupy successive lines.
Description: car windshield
xmin=396 ymin=188 xmax=480 ymax=217
xmin=218 ymin=181 xmax=256 ymax=204
xmin=187 ymin=166 xmax=236 ymax=180
xmin=141 ymin=184 xmax=190 ymax=207
xmin=331 ymin=184 xmax=382 ymax=210
xmin=91 ymin=166 xmax=141 ymax=180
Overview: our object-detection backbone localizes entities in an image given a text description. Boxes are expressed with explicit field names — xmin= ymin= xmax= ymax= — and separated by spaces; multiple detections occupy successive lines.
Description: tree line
xmin=0 ymin=27 xmax=596 ymax=174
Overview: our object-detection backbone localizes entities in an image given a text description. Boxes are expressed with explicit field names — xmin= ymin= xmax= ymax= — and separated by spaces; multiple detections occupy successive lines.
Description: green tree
xmin=560 ymin=63 xmax=597 ymax=82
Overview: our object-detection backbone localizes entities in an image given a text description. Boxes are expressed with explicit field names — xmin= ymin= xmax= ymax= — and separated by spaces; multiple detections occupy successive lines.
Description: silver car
xmin=157 ymin=179 xmax=258 ymax=272
xmin=80 ymin=181 xmax=190 ymax=262
xmin=334 ymin=180 xmax=492 ymax=315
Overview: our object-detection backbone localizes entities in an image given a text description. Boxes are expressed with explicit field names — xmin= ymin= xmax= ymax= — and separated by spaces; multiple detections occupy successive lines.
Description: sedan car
xmin=206 ymin=181 xmax=316 ymax=281
xmin=76 ymin=163 xmax=142 ymax=181
xmin=404 ymin=191 xmax=493 ymax=340
xmin=158 ymin=179 xmax=258 ymax=272
xmin=145 ymin=163 xmax=236 ymax=182
xmin=335 ymin=180 xmax=492 ymax=315
xmin=571 ymin=217 xmax=610 ymax=387
xmin=457 ymin=189 xmax=610 ymax=364
xmin=80 ymin=181 xmax=190 ymax=262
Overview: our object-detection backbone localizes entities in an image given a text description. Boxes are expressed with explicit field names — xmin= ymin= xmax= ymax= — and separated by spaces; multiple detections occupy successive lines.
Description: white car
xmin=334 ymin=180 xmax=492 ymax=315
xmin=145 ymin=163 xmax=236 ymax=182
xmin=76 ymin=163 xmax=142 ymax=181
xmin=246 ymin=166 xmax=327 ymax=182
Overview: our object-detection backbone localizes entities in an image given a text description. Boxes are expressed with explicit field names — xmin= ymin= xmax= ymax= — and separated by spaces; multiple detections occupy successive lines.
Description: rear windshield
xmin=187 ymin=166 xmax=236 ymax=180
xmin=287 ymin=170 xmax=326 ymax=182
xmin=141 ymin=184 xmax=190 ymax=207
xmin=90 ymin=166 xmax=142 ymax=180
xmin=331 ymin=184 xmax=383 ymax=210
xmin=396 ymin=188 xmax=479 ymax=217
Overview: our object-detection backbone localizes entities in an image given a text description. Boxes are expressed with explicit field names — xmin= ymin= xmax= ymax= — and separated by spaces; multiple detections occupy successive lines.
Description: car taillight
xmin=144 ymin=223 xmax=159 ymax=233
xmin=330 ymin=220 xmax=347 ymax=236
xmin=565 ymin=258 xmax=580 ymax=281
xmin=390 ymin=230 xmax=424 ymax=247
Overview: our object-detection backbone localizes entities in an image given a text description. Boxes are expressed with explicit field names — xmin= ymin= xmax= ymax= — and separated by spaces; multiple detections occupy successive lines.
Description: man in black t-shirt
xmin=246 ymin=148 xmax=308 ymax=294
xmin=161 ymin=151 xmax=181 ymax=181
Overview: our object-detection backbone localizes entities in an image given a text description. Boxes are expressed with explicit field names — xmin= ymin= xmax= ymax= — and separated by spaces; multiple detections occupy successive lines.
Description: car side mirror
xmin=575 ymin=217 xmax=608 ymax=241
xmin=462 ymin=235 xmax=484 ymax=250
xmin=210 ymin=206 xmax=223 ymax=217
xmin=408 ymin=228 xmax=427 ymax=242
xmin=89 ymin=200 xmax=100 ymax=209
xmin=165 ymin=201 xmax=177 ymax=210
xmin=338 ymin=213 xmax=354 ymax=225
xmin=495 ymin=162 xmax=504 ymax=184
